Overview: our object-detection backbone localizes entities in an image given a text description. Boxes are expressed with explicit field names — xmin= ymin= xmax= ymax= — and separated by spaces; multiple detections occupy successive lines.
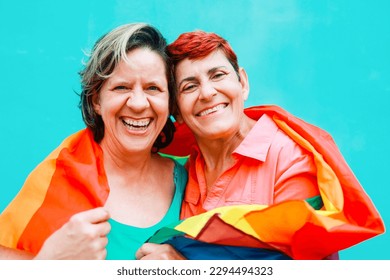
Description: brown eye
xmin=211 ymin=72 xmax=226 ymax=80
xmin=182 ymin=83 xmax=197 ymax=93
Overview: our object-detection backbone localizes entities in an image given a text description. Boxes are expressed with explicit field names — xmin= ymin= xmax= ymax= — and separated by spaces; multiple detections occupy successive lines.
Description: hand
xmin=136 ymin=243 xmax=186 ymax=260
xmin=34 ymin=207 xmax=111 ymax=260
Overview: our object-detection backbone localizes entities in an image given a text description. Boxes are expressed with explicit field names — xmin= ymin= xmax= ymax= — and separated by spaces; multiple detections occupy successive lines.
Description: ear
xmin=92 ymin=92 xmax=101 ymax=115
xmin=238 ymin=67 xmax=250 ymax=101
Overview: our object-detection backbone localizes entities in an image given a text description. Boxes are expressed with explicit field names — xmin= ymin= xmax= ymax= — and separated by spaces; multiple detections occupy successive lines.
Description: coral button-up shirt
xmin=181 ymin=114 xmax=320 ymax=219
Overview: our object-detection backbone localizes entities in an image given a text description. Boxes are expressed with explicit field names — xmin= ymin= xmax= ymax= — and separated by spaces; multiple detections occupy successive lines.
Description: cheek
xmin=153 ymin=96 xmax=170 ymax=118
xmin=98 ymin=97 xmax=124 ymax=119
xmin=230 ymin=87 xmax=246 ymax=107
xmin=177 ymin=95 xmax=192 ymax=113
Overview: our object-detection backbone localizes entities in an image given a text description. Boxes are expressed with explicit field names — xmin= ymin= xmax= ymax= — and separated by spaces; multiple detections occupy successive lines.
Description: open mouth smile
xmin=196 ymin=104 xmax=227 ymax=117
xmin=121 ymin=118 xmax=151 ymax=131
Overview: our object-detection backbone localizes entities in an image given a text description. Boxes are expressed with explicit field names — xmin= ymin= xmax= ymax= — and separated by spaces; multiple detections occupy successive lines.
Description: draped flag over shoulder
xmin=0 ymin=129 xmax=109 ymax=254
xmin=158 ymin=105 xmax=385 ymax=260
xmin=0 ymin=105 xmax=385 ymax=259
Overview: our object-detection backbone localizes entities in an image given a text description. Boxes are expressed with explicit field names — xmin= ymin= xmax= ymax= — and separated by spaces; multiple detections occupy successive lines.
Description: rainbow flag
xmin=158 ymin=105 xmax=385 ymax=259
xmin=0 ymin=129 xmax=109 ymax=254
xmin=0 ymin=105 xmax=385 ymax=259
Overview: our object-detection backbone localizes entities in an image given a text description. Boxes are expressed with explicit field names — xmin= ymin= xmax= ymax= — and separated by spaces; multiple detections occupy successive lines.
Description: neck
xmin=99 ymin=139 xmax=154 ymax=183
xmin=196 ymin=115 xmax=256 ymax=187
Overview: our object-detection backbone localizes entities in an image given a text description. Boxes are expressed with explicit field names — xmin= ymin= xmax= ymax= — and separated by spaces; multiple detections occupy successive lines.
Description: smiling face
xmin=175 ymin=50 xmax=249 ymax=141
xmin=93 ymin=48 xmax=169 ymax=154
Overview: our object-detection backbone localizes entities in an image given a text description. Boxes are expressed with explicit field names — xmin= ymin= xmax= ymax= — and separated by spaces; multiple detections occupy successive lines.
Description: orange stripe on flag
xmin=0 ymin=131 xmax=83 ymax=248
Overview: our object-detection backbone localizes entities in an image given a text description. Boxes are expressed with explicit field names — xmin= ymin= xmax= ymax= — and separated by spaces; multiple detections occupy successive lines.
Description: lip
xmin=196 ymin=103 xmax=228 ymax=117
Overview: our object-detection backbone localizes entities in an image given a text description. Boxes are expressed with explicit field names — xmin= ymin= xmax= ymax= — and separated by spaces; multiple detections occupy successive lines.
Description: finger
xmin=135 ymin=243 xmax=158 ymax=260
xmin=88 ymin=207 xmax=110 ymax=224
xmin=97 ymin=248 xmax=107 ymax=260
xmin=139 ymin=254 xmax=154 ymax=260
xmin=92 ymin=220 xmax=111 ymax=237
xmin=74 ymin=207 xmax=110 ymax=224
xmin=100 ymin=236 xmax=109 ymax=248
xmin=135 ymin=244 xmax=146 ymax=260
xmin=92 ymin=236 xmax=109 ymax=251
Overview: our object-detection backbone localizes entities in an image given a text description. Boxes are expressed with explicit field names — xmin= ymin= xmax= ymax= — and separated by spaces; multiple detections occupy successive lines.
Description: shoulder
xmin=257 ymin=114 xmax=312 ymax=160
xmin=248 ymin=113 xmax=299 ymax=151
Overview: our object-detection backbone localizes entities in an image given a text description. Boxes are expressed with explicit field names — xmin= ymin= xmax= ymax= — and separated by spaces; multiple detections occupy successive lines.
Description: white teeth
xmin=122 ymin=118 xmax=150 ymax=130
xmin=125 ymin=119 xmax=150 ymax=126
xmin=198 ymin=104 xmax=226 ymax=117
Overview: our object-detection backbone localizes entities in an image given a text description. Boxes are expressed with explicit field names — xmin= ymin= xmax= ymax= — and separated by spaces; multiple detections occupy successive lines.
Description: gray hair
xmin=79 ymin=23 xmax=175 ymax=148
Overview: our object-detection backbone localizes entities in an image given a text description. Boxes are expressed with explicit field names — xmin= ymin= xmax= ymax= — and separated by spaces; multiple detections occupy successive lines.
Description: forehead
xmin=175 ymin=50 xmax=231 ymax=78
xmin=122 ymin=48 xmax=166 ymax=71
xmin=108 ymin=48 xmax=167 ymax=80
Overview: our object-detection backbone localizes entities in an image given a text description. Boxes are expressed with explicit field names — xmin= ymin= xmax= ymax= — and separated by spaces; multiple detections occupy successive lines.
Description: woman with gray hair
xmin=0 ymin=23 xmax=187 ymax=260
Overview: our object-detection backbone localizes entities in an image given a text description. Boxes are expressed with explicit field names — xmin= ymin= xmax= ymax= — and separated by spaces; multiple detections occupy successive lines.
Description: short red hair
xmin=167 ymin=31 xmax=239 ymax=75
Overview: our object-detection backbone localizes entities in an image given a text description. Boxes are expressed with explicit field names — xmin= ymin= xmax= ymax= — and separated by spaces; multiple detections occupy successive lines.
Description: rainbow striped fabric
xmin=158 ymin=105 xmax=385 ymax=259
xmin=0 ymin=129 xmax=109 ymax=254
xmin=0 ymin=105 xmax=384 ymax=259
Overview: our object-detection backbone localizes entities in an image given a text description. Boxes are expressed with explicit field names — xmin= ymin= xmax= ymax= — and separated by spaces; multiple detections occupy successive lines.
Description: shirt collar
xmin=184 ymin=113 xmax=278 ymax=206
xmin=233 ymin=114 xmax=278 ymax=162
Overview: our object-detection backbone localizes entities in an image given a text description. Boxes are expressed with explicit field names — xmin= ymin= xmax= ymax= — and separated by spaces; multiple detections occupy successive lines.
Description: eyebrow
xmin=178 ymin=66 xmax=228 ymax=89
xmin=178 ymin=76 xmax=196 ymax=89
xmin=208 ymin=66 xmax=227 ymax=75
xmin=108 ymin=76 xmax=167 ymax=86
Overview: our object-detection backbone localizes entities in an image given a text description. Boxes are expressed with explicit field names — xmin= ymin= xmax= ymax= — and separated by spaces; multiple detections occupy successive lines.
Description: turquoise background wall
xmin=0 ymin=0 xmax=388 ymax=259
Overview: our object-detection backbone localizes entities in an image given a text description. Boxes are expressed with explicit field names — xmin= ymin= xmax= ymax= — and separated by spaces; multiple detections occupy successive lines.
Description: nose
xmin=199 ymin=81 xmax=217 ymax=101
xmin=126 ymin=89 xmax=149 ymax=111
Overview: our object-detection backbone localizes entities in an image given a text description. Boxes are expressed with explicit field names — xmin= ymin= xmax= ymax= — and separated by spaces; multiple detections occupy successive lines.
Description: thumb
xmin=135 ymin=243 xmax=158 ymax=260
xmin=74 ymin=207 xmax=110 ymax=224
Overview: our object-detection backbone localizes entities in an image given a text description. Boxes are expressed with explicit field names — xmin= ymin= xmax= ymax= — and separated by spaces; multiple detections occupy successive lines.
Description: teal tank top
xmin=105 ymin=160 xmax=187 ymax=260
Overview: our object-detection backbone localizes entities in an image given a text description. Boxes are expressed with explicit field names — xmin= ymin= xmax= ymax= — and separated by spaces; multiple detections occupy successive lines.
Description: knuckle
xmin=85 ymin=230 xmax=98 ymax=240
xmin=69 ymin=214 xmax=83 ymax=225
xmin=104 ymin=222 xmax=111 ymax=234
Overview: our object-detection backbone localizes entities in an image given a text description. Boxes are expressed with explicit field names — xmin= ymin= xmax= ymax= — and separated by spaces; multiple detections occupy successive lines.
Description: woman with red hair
xmin=136 ymin=30 xmax=384 ymax=260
